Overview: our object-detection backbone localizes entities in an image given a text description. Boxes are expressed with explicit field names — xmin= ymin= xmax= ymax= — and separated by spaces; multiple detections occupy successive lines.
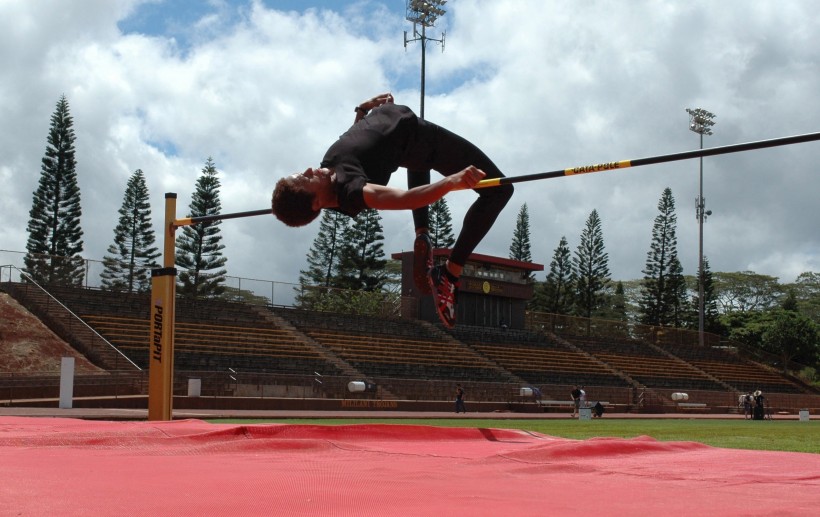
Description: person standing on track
xmin=272 ymin=93 xmax=513 ymax=328
xmin=455 ymin=383 xmax=466 ymax=413
xmin=571 ymin=385 xmax=582 ymax=418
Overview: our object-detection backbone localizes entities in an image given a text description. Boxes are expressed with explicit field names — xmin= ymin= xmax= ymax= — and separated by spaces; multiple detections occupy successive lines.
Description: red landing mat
xmin=0 ymin=417 xmax=817 ymax=516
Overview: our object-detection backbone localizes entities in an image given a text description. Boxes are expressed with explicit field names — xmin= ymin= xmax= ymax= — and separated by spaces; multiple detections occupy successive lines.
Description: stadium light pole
xmin=686 ymin=107 xmax=716 ymax=348
xmin=404 ymin=0 xmax=446 ymax=119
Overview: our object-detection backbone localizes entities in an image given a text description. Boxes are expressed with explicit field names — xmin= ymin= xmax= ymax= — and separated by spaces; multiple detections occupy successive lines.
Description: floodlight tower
xmin=686 ymin=107 xmax=716 ymax=348
xmin=404 ymin=0 xmax=446 ymax=119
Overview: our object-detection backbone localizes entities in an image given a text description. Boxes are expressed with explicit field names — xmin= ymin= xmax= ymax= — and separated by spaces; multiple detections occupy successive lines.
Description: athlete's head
xmin=271 ymin=167 xmax=332 ymax=227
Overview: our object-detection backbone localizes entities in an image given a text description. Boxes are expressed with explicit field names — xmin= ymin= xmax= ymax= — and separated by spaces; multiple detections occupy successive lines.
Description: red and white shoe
xmin=428 ymin=264 xmax=458 ymax=328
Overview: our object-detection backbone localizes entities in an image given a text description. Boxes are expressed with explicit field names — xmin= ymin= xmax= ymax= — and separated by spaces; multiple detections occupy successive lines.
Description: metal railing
xmin=1 ymin=265 xmax=140 ymax=371
xmin=1 ymin=249 xmax=401 ymax=315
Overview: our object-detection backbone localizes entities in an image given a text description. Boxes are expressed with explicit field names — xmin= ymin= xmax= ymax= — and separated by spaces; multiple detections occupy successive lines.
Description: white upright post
xmin=59 ymin=357 xmax=75 ymax=409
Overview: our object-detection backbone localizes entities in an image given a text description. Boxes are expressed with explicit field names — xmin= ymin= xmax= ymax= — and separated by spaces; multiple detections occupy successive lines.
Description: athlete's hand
xmin=451 ymin=166 xmax=486 ymax=190
xmin=358 ymin=93 xmax=394 ymax=112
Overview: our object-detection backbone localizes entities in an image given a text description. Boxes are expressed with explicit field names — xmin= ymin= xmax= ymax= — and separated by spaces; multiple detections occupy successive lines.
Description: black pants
xmin=455 ymin=398 xmax=466 ymax=413
xmin=403 ymin=119 xmax=514 ymax=267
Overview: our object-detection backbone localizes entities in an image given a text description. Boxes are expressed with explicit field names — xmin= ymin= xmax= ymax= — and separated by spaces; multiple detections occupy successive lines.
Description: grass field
xmin=211 ymin=418 xmax=819 ymax=454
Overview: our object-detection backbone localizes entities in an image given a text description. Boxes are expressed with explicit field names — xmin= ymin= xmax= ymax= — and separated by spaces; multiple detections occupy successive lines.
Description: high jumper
xmin=271 ymin=93 xmax=514 ymax=328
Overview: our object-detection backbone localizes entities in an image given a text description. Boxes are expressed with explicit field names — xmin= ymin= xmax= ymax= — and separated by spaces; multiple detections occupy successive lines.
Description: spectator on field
xmin=752 ymin=390 xmax=767 ymax=420
xmin=741 ymin=393 xmax=753 ymax=419
xmin=570 ymin=385 xmax=582 ymax=417
xmin=455 ymin=384 xmax=466 ymax=414
xmin=530 ymin=386 xmax=542 ymax=406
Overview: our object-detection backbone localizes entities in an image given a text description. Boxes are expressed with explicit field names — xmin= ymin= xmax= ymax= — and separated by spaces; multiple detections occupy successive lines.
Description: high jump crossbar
xmin=473 ymin=130 xmax=820 ymax=189
xmin=174 ymin=208 xmax=273 ymax=227
xmin=165 ymin=131 xmax=820 ymax=227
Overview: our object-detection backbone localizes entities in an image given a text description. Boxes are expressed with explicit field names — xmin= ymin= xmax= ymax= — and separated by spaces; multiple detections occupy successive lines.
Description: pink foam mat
xmin=0 ymin=417 xmax=817 ymax=516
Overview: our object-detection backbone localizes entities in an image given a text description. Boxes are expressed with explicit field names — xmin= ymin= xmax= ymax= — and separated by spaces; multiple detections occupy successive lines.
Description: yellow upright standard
xmin=148 ymin=193 xmax=179 ymax=421
xmin=148 ymin=267 xmax=176 ymax=420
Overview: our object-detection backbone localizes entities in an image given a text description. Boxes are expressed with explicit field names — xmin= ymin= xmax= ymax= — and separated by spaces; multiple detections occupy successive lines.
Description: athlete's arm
xmin=362 ymin=166 xmax=486 ymax=210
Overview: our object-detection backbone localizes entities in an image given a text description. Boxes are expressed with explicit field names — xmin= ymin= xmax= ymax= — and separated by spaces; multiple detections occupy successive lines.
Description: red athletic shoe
xmin=413 ymin=233 xmax=433 ymax=294
xmin=428 ymin=265 xmax=458 ymax=328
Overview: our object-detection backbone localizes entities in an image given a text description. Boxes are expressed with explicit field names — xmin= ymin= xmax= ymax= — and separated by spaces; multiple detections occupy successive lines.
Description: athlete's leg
xmin=407 ymin=121 xmax=514 ymax=267
xmin=408 ymin=169 xmax=431 ymax=231
xmin=403 ymin=119 xmax=513 ymax=328
xmin=408 ymin=169 xmax=433 ymax=294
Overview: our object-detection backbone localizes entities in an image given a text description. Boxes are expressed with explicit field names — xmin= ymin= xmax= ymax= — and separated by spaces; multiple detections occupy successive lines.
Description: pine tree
xmin=573 ymin=210 xmax=611 ymax=318
xmin=639 ymin=187 xmax=681 ymax=326
xmin=509 ymin=203 xmax=533 ymax=279
xmin=100 ymin=169 xmax=160 ymax=293
xmin=24 ymin=95 xmax=84 ymax=286
xmin=428 ymin=198 xmax=456 ymax=249
xmin=535 ymin=236 xmax=574 ymax=314
xmin=610 ymin=281 xmax=629 ymax=321
xmin=175 ymin=157 xmax=227 ymax=298
xmin=297 ymin=210 xmax=349 ymax=308
xmin=299 ymin=210 xmax=349 ymax=288
xmin=667 ymin=255 xmax=688 ymax=327
xmin=593 ymin=280 xmax=630 ymax=338
xmin=336 ymin=209 xmax=387 ymax=291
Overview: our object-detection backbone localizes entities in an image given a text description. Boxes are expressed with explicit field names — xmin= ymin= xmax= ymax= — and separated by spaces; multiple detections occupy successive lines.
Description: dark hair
xmin=271 ymin=176 xmax=320 ymax=227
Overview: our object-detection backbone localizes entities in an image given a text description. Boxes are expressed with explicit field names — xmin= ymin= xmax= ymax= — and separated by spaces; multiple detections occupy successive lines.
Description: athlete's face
xmin=290 ymin=167 xmax=334 ymax=209
xmin=291 ymin=167 xmax=331 ymax=188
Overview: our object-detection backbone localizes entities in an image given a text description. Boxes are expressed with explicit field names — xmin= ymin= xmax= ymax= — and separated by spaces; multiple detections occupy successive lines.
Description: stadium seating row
xmin=3 ymin=283 xmax=811 ymax=401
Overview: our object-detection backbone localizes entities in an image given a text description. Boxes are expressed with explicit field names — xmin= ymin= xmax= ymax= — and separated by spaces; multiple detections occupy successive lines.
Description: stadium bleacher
xmin=3 ymin=282 xmax=817 ymax=411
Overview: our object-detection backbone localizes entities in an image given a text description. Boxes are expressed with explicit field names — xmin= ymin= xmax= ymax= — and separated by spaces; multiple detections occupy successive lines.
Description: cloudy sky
xmin=1 ymin=0 xmax=818 ymax=291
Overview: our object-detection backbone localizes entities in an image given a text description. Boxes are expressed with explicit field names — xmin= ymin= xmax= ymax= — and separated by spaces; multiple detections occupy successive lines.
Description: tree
xmin=509 ymin=203 xmax=533 ymax=280
xmin=763 ymin=310 xmax=818 ymax=374
xmin=712 ymin=271 xmax=783 ymax=314
xmin=534 ymin=236 xmax=574 ymax=314
xmin=593 ymin=280 xmax=630 ymax=339
xmin=781 ymin=289 xmax=799 ymax=312
xmin=220 ymin=286 xmax=271 ymax=305
xmin=573 ymin=210 xmax=611 ymax=318
xmin=428 ymin=198 xmax=456 ymax=249
xmin=299 ymin=210 xmax=349 ymax=288
xmin=24 ymin=95 xmax=84 ymax=286
xmin=785 ymin=272 xmax=820 ymax=325
xmin=297 ymin=210 xmax=350 ymax=308
xmin=609 ymin=281 xmax=629 ymax=322
xmin=639 ymin=188 xmax=681 ymax=326
xmin=688 ymin=256 xmax=723 ymax=333
xmin=380 ymin=259 xmax=404 ymax=296
xmin=336 ymin=209 xmax=387 ymax=292
xmin=667 ymin=256 xmax=688 ymax=327
xmin=100 ymin=169 xmax=160 ymax=293
xmin=594 ymin=280 xmax=629 ymax=323
xmin=722 ymin=310 xmax=772 ymax=350
xmin=615 ymin=278 xmax=644 ymax=322
xmin=175 ymin=157 xmax=227 ymax=298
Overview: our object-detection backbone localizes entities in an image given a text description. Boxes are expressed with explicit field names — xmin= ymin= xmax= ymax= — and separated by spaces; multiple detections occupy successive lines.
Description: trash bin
xmin=348 ymin=381 xmax=366 ymax=393
xmin=799 ymin=409 xmax=810 ymax=422
xmin=579 ymin=407 xmax=592 ymax=420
